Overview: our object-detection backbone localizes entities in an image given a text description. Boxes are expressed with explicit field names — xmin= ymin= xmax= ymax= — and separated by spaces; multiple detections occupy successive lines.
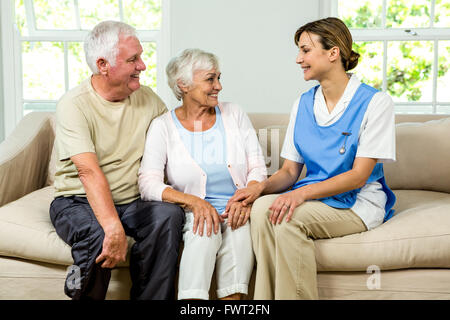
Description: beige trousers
xmin=250 ymin=194 xmax=367 ymax=300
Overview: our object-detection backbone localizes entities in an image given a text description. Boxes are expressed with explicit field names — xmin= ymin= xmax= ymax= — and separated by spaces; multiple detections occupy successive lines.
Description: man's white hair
xmin=84 ymin=20 xmax=137 ymax=74
xmin=166 ymin=48 xmax=220 ymax=101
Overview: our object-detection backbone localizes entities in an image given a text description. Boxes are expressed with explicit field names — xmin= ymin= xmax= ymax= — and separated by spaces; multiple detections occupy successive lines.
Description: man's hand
xmin=95 ymin=221 xmax=128 ymax=268
xmin=71 ymin=152 xmax=128 ymax=269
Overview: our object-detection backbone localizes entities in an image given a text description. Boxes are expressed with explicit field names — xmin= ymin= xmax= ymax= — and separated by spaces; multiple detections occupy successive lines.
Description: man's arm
xmin=71 ymin=152 xmax=127 ymax=269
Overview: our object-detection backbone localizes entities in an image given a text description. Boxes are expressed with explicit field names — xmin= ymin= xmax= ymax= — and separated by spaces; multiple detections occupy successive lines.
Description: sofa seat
xmin=315 ymin=189 xmax=450 ymax=271
xmin=1 ymin=186 xmax=449 ymax=275
xmin=0 ymin=186 xmax=133 ymax=267
xmin=317 ymin=269 xmax=450 ymax=299
xmin=0 ymin=256 xmax=131 ymax=300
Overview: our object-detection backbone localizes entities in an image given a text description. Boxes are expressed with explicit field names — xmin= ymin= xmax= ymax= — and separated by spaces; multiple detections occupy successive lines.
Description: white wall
xmin=169 ymin=0 xmax=321 ymax=114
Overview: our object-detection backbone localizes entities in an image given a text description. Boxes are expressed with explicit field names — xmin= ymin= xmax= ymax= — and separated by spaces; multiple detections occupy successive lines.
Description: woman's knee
xmin=184 ymin=224 xmax=222 ymax=254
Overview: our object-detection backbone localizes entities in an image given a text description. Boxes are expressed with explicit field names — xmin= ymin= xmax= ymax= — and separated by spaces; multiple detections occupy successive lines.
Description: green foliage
xmin=15 ymin=0 xmax=161 ymax=102
xmin=387 ymin=41 xmax=433 ymax=101
xmin=343 ymin=5 xmax=382 ymax=28
xmin=353 ymin=42 xmax=382 ymax=90
xmin=15 ymin=0 xmax=27 ymax=34
xmin=435 ymin=0 xmax=450 ymax=26
xmin=339 ymin=0 xmax=449 ymax=102
xmin=386 ymin=0 xmax=430 ymax=28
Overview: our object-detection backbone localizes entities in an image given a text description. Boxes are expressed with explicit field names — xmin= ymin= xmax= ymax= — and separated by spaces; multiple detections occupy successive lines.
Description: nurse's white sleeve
xmin=356 ymin=92 xmax=396 ymax=163
xmin=280 ymin=97 xmax=304 ymax=164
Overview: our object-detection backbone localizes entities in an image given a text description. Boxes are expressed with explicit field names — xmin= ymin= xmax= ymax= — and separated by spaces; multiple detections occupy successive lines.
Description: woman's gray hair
xmin=84 ymin=21 xmax=137 ymax=74
xmin=166 ymin=48 xmax=220 ymax=101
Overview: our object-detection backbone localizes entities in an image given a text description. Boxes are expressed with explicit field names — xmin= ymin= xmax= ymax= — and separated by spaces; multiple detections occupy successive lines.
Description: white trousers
xmin=177 ymin=211 xmax=254 ymax=300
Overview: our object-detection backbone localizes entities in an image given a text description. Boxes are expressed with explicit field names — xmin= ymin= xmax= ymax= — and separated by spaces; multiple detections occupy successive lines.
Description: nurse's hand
xmin=269 ymin=189 xmax=306 ymax=224
xmin=222 ymin=201 xmax=252 ymax=230
xmin=186 ymin=197 xmax=224 ymax=237
xmin=226 ymin=181 xmax=265 ymax=209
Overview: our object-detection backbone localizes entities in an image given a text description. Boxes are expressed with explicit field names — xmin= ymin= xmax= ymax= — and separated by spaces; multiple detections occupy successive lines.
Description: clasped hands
xmin=227 ymin=182 xmax=306 ymax=225
xmin=187 ymin=196 xmax=252 ymax=237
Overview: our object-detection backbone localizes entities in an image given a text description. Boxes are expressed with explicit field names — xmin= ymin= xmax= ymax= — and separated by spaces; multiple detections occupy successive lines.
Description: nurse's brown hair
xmin=294 ymin=17 xmax=360 ymax=71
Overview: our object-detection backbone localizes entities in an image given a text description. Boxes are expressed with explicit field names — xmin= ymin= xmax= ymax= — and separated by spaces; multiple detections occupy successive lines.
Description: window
xmin=1 ymin=0 xmax=169 ymax=138
xmin=331 ymin=0 xmax=450 ymax=114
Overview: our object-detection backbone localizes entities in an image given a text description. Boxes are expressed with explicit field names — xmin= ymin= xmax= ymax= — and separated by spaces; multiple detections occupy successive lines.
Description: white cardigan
xmin=138 ymin=102 xmax=267 ymax=202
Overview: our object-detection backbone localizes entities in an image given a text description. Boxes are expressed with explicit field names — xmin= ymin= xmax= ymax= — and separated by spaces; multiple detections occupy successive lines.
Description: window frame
xmin=322 ymin=0 xmax=450 ymax=114
xmin=1 ymin=0 xmax=171 ymax=139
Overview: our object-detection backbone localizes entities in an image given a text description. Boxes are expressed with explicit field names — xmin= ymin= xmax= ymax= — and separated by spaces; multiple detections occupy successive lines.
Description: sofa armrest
xmin=0 ymin=112 xmax=55 ymax=207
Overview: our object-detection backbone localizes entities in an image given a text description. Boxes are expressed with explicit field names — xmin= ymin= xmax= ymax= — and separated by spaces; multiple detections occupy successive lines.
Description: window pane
xmin=352 ymin=41 xmax=383 ymax=90
xmin=387 ymin=41 xmax=433 ymax=102
xmin=394 ymin=105 xmax=433 ymax=114
xmin=386 ymin=0 xmax=431 ymax=28
xmin=338 ymin=0 xmax=383 ymax=28
xmin=15 ymin=0 xmax=28 ymax=36
xmin=123 ymin=0 xmax=162 ymax=30
xmin=437 ymin=41 xmax=450 ymax=103
xmin=22 ymin=42 xmax=65 ymax=100
xmin=68 ymin=42 xmax=91 ymax=90
xmin=33 ymin=0 xmax=77 ymax=29
xmin=435 ymin=0 xmax=450 ymax=27
xmin=140 ymin=42 xmax=157 ymax=90
xmin=23 ymin=102 xmax=57 ymax=116
xmin=437 ymin=105 xmax=450 ymax=114
xmin=78 ymin=0 xmax=120 ymax=30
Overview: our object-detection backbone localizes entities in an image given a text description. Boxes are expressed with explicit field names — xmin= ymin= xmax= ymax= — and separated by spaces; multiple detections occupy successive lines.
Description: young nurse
xmin=226 ymin=17 xmax=397 ymax=299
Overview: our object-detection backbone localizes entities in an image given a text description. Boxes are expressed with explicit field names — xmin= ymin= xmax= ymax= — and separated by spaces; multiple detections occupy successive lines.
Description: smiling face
xmin=296 ymin=32 xmax=335 ymax=81
xmin=182 ymin=68 xmax=222 ymax=108
xmin=105 ymin=35 xmax=146 ymax=99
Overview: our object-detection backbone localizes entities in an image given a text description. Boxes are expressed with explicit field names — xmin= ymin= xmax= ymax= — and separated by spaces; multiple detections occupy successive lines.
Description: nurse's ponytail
xmin=345 ymin=50 xmax=360 ymax=71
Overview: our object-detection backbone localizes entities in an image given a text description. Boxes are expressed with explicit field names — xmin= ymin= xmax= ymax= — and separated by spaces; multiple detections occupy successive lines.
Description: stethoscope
xmin=339 ymin=132 xmax=352 ymax=155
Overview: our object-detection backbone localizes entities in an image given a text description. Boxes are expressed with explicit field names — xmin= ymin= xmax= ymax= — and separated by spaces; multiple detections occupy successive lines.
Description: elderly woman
xmin=138 ymin=48 xmax=267 ymax=300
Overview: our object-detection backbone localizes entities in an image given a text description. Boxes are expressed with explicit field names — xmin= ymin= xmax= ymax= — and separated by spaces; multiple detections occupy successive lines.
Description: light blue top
xmin=171 ymin=106 xmax=236 ymax=214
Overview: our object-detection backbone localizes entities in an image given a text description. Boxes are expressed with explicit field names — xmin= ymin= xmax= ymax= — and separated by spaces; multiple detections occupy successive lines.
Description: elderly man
xmin=50 ymin=21 xmax=184 ymax=300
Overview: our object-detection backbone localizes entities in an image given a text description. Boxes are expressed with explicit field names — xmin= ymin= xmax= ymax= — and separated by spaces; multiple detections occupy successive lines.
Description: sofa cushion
xmin=258 ymin=125 xmax=287 ymax=175
xmin=260 ymin=124 xmax=309 ymax=179
xmin=317 ymin=269 xmax=450 ymax=300
xmin=0 ymin=112 xmax=54 ymax=207
xmin=0 ymin=256 xmax=131 ymax=299
xmin=384 ymin=117 xmax=450 ymax=193
xmin=45 ymin=115 xmax=57 ymax=187
xmin=315 ymin=190 xmax=450 ymax=271
xmin=0 ymin=187 xmax=132 ymax=266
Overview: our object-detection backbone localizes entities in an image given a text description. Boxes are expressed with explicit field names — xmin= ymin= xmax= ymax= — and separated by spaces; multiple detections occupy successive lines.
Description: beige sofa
xmin=1 ymin=111 xmax=450 ymax=300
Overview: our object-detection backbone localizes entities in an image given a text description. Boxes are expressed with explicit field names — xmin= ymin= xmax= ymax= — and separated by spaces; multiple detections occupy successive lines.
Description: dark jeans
xmin=49 ymin=196 xmax=185 ymax=300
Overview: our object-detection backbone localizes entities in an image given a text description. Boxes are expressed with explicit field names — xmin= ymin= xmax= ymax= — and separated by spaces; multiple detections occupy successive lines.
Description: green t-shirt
xmin=54 ymin=77 xmax=167 ymax=204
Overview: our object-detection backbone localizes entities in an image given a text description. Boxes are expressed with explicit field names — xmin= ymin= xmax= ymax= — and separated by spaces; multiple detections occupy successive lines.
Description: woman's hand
xmin=269 ymin=188 xmax=306 ymax=224
xmin=222 ymin=201 xmax=252 ymax=230
xmin=187 ymin=196 xmax=224 ymax=237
